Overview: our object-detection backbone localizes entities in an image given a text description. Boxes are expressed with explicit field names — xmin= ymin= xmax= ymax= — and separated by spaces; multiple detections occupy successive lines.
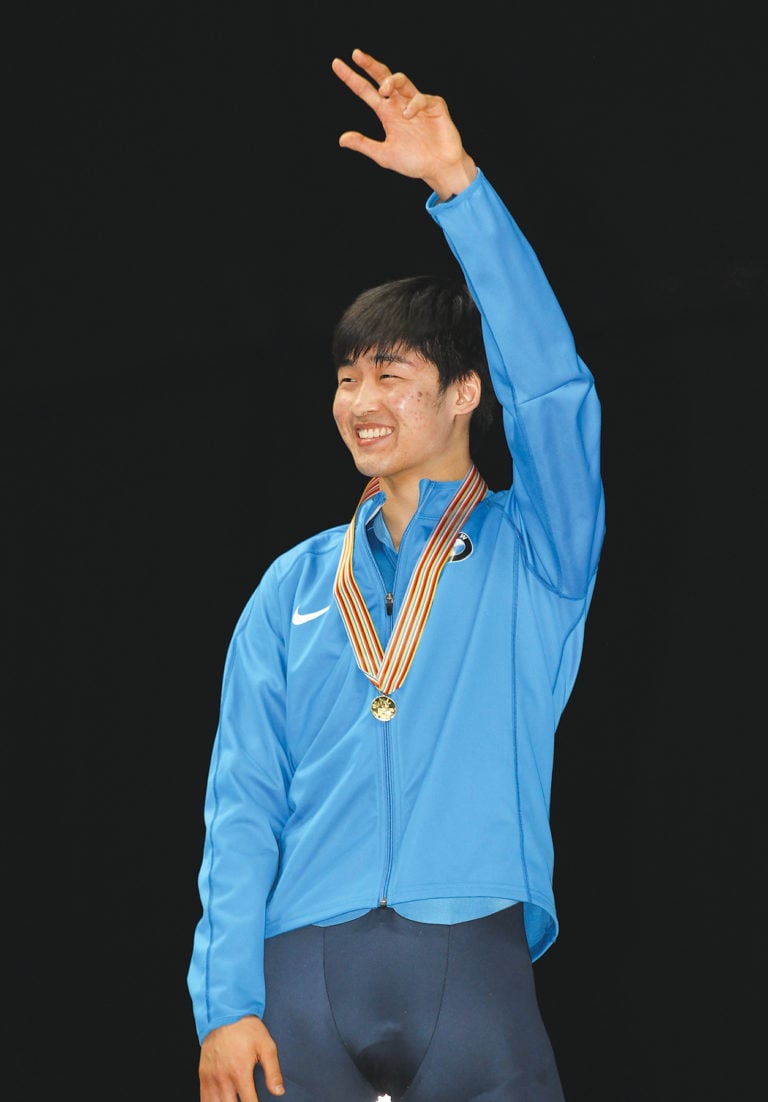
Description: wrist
xmin=427 ymin=154 xmax=478 ymax=202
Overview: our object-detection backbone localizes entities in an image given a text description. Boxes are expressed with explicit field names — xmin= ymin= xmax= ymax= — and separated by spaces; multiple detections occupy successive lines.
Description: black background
xmin=4 ymin=2 xmax=764 ymax=1099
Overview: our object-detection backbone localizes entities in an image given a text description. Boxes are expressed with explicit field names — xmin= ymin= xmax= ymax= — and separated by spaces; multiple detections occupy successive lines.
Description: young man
xmin=188 ymin=48 xmax=605 ymax=1102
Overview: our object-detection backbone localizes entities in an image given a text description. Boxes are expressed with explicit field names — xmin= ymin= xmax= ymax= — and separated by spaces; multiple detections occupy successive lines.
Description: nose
xmin=350 ymin=375 xmax=381 ymax=416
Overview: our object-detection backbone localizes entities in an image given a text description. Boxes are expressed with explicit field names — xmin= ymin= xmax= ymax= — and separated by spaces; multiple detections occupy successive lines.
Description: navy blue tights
xmin=254 ymin=904 xmax=565 ymax=1101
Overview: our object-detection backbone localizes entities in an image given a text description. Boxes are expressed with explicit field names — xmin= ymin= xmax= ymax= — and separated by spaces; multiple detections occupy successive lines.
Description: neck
xmin=377 ymin=461 xmax=474 ymax=552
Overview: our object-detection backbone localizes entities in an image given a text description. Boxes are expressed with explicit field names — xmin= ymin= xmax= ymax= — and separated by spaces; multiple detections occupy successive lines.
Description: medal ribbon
xmin=333 ymin=465 xmax=487 ymax=696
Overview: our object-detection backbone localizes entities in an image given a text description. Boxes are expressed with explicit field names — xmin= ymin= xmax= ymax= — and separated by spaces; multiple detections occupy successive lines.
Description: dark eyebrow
xmin=336 ymin=350 xmax=410 ymax=370
xmin=372 ymin=351 xmax=408 ymax=366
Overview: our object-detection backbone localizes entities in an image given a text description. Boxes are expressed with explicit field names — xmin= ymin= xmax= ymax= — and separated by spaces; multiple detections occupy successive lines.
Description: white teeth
xmin=357 ymin=427 xmax=392 ymax=440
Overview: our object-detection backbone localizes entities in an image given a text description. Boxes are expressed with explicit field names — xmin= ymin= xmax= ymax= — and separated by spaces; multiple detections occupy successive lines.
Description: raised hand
xmin=331 ymin=48 xmax=477 ymax=200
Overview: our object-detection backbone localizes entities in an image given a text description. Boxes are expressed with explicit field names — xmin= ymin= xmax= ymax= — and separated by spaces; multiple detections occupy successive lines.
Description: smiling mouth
xmin=357 ymin=427 xmax=393 ymax=440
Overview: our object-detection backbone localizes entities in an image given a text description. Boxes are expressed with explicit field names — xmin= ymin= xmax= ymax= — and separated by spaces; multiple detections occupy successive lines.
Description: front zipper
xmin=379 ymin=721 xmax=394 ymax=907
xmin=378 ymin=589 xmax=396 ymax=907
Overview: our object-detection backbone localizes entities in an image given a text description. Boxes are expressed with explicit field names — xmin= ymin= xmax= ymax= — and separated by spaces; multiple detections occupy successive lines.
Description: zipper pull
xmin=385 ymin=592 xmax=394 ymax=616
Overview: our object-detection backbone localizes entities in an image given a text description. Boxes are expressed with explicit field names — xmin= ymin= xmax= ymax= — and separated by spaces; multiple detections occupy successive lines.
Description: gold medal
xmin=371 ymin=694 xmax=397 ymax=721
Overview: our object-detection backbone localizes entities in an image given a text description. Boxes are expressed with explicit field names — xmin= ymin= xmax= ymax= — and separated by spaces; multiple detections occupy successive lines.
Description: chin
xmin=354 ymin=457 xmax=381 ymax=478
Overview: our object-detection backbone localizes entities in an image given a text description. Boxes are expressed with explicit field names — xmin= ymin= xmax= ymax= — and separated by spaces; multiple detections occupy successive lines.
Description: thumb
xmin=338 ymin=130 xmax=383 ymax=162
xmin=253 ymin=1022 xmax=285 ymax=1096
xmin=259 ymin=1048 xmax=285 ymax=1096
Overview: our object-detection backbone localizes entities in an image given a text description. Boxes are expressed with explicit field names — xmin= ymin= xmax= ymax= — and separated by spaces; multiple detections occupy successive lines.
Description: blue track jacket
xmin=188 ymin=169 xmax=605 ymax=1043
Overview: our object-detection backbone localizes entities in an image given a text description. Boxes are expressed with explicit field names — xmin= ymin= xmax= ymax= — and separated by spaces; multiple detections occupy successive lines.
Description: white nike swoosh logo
xmin=292 ymin=604 xmax=331 ymax=626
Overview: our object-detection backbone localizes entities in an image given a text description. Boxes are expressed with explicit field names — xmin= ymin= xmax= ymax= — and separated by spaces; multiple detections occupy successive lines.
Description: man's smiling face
xmin=333 ymin=346 xmax=471 ymax=482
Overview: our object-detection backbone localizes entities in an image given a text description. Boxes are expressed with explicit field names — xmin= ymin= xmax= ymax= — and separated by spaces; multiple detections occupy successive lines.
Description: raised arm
xmin=333 ymin=48 xmax=604 ymax=597
xmin=331 ymin=48 xmax=477 ymax=201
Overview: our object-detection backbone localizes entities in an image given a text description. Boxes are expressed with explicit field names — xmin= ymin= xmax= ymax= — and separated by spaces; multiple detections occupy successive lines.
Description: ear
xmin=454 ymin=371 xmax=482 ymax=415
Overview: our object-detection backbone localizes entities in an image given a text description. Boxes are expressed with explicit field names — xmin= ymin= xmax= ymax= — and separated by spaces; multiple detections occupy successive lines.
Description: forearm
xmin=189 ymin=591 xmax=291 ymax=1040
xmin=429 ymin=169 xmax=591 ymax=403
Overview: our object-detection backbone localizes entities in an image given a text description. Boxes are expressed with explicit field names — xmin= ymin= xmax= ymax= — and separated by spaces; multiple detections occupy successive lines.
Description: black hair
xmin=331 ymin=275 xmax=498 ymax=436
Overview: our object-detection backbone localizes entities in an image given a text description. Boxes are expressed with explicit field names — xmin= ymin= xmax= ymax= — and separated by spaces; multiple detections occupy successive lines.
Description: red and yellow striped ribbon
xmin=333 ymin=465 xmax=487 ymax=697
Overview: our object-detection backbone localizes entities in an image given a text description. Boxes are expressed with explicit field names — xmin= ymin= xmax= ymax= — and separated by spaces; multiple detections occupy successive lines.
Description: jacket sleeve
xmin=187 ymin=575 xmax=292 ymax=1043
xmin=427 ymin=169 xmax=605 ymax=598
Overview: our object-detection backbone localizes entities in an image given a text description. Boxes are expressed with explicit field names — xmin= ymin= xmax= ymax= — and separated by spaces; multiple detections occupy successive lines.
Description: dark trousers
xmin=255 ymin=903 xmax=566 ymax=1101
